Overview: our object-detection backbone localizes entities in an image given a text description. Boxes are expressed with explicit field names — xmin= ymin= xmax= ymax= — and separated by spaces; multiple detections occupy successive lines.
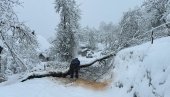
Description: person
xmin=69 ymin=58 xmax=80 ymax=78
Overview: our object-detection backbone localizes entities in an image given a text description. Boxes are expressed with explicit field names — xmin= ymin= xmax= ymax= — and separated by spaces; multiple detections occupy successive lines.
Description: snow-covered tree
xmin=119 ymin=9 xmax=143 ymax=47
xmin=52 ymin=0 xmax=81 ymax=62
xmin=117 ymin=0 xmax=170 ymax=49
xmin=98 ymin=22 xmax=120 ymax=50
xmin=143 ymin=0 xmax=169 ymax=27
xmin=78 ymin=27 xmax=97 ymax=50
xmin=0 ymin=0 xmax=39 ymax=74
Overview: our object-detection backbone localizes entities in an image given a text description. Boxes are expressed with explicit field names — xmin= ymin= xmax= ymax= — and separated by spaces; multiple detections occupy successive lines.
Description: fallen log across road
xmin=21 ymin=52 xmax=116 ymax=82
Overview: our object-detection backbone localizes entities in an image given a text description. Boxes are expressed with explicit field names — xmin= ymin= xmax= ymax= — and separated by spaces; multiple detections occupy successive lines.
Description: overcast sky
xmin=16 ymin=0 xmax=144 ymax=39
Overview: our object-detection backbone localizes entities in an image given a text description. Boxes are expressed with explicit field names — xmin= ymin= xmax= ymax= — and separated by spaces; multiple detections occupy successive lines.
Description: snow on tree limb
xmin=21 ymin=71 xmax=64 ymax=82
xmin=21 ymin=52 xmax=116 ymax=82
xmin=80 ymin=52 xmax=116 ymax=68
xmin=0 ymin=31 xmax=27 ymax=71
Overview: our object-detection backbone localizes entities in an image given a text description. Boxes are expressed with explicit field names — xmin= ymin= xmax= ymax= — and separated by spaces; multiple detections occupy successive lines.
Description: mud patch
xmin=50 ymin=77 xmax=111 ymax=91
xmin=73 ymin=79 xmax=110 ymax=90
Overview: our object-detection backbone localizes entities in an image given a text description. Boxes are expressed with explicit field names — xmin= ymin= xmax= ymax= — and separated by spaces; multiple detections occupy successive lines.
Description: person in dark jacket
xmin=69 ymin=58 xmax=80 ymax=78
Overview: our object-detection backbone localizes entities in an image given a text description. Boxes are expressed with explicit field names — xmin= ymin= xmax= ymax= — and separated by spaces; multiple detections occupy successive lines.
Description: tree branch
xmin=21 ymin=52 xmax=116 ymax=82
xmin=80 ymin=52 xmax=116 ymax=68
xmin=0 ymin=31 xmax=27 ymax=71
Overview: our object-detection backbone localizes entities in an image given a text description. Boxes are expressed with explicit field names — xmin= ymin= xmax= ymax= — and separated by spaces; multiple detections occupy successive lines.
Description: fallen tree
xmin=80 ymin=52 xmax=116 ymax=68
xmin=21 ymin=52 xmax=116 ymax=82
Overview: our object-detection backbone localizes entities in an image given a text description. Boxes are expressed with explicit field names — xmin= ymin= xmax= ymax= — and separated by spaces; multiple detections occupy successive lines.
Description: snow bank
xmin=113 ymin=37 xmax=170 ymax=97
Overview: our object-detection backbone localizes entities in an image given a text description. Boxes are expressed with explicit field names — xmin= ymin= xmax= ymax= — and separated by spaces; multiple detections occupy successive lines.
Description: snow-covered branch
xmin=0 ymin=31 xmax=27 ymax=71
xmin=21 ymin=52 xmax=116 ymax=82
xmin=80 ymin=52 xmax=116 ymax=68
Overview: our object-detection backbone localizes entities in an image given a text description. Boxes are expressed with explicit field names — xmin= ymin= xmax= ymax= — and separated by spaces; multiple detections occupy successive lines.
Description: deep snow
xmin=113 ymin=37 xmax=170 ymax=97
xmin=0 ymin=37 xmax=170 ymax=97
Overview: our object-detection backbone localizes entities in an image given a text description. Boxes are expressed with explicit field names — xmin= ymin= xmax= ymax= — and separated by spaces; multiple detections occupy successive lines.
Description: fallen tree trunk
xmin=21 ymin=71 xmax=68 ymax=82
xmin=21 ymin=52 xmax=116 ymax=82
xmin=80 ymin=52 xmax=116 ymax=68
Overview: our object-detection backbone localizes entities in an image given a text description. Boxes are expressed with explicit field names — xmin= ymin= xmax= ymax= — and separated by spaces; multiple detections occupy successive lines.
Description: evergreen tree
xmin=52 ymin=0 xmax=81 ymax=62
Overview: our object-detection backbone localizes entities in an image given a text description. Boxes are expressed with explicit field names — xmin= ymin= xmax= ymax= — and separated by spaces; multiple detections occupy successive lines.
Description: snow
xmin=0 ymin=39 xmax=3 ymax=47
xmin=113 ymin=36 xmax=170 ymax=97
xmin=0 ymin=37 xmax=170 ymax=97
xmin=0 ymin=78 xmax=112 ymax=97
xmin=166 ymin=13 xmax=170 ymax=22
xmin=36 ymin=34 xmax=51 ymax=52
xmin=78 ymin=43 xmax=106 ymax=65
xmin=97 ymin=43 xmax=105 ymax=51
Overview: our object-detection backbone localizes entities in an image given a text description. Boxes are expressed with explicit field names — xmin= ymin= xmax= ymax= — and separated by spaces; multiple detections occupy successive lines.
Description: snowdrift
xmin=113 ymin=37 xmax=170 ymax=97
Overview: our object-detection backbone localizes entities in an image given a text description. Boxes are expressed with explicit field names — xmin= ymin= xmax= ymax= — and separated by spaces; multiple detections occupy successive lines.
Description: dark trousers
xmin=70 ymin=68 xmax=79 ymax=78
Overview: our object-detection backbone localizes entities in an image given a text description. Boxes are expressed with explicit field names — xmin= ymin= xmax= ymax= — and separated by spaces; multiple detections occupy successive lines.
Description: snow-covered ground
xmin=113 ymin=36 xmax=170 ymax=97
xmin=0 ymin=77 xmax=114 ymax=97
xmin=0 ymin=37 xmax=170 ymax=97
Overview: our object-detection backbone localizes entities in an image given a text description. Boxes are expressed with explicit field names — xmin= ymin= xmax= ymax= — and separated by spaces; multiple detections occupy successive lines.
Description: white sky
xmin=16 ymin=0 xmax=144 ymax=39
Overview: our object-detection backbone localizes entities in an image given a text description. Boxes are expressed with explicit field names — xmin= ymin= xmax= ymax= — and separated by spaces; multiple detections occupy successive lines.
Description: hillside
xmin=113 ymin=36 xmax=170 ymax=97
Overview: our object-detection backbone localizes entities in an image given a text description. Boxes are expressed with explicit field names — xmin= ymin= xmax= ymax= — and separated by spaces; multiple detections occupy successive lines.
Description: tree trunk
xmin=21 ymin=52 xmax=116 ymax=82
xmin=151 ymin=31 xmax=154 ymax=44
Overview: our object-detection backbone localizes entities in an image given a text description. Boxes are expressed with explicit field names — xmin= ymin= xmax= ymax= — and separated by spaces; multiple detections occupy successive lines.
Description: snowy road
xmin=0 ymin=78 xmax=116 ymax=97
